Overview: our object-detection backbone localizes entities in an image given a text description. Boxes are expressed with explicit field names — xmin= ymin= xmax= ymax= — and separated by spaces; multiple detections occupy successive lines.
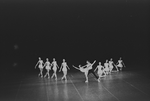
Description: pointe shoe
xmin=85 ymin=80 xmax=88 ymax=83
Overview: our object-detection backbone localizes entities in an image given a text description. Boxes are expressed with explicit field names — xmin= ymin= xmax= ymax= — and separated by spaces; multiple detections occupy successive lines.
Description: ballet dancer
xmin=94 ymin=62 xmax=106 ymax=82
xmin=59 ymin=59 xmax=70 ymax=81
xmin=73 ymin=60 xmax=97 ymax=83
xmin=44 ymin=58 xmax=51 ymax=78
xmin=51 ymin=58 xmax=59 ymax=80
xmin=35 ymin=57 xmax=44 ymax=78
xmin=116 ymin=57 xmax=126 ymax=71
xmin=86 ymin=60 xmax=99 ymax=80
xmin=72 ymin=65 xmax=89 ymax=83
xmin=103 ymin=60 xmax=110 ymax=75
xmin=109 ymin=58 xmax=119 ymax=73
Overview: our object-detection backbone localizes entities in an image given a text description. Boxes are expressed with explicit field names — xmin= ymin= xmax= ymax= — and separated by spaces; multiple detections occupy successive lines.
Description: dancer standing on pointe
xmin=73 ymin=60 xmax=97 ymax=83
xmin=116 ymin=57 xmax=126 ymax=71
xmin=72 ymin=65 xmax=89 ymax=83
xmin=109 ymin=58 xmax=119 ymax=73
xmin=59 ymin=59 xmax=70 ymax=81
xmin=94 ymin=62 xmax=106 ymax=82
xmin=104 ymin=60 xmax=109 ymax=75
xmin=44 ymin=58 xmax=51 ymax=78
xmin=51 ymin=58 xmax=59 ymax=80
xmin=35 ymin=57 xmax=44 ymax=78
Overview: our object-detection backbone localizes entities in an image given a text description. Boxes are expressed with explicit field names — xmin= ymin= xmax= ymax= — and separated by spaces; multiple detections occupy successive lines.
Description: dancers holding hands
xmin=59 ymin=59 xmax=70 ymax=81
xmin=35 ymin=57 xmax=126 ymax=83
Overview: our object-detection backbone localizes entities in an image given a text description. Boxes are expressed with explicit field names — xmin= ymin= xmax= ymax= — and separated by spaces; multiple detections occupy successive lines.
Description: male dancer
xmin=51 ymin=58 xmax=59 ymax=80
xmin=59 ymin=59 xmax=70 ymax=81
xmin=73 ymin=60 xmax=98 ymax=83
xmin=44 ymin=58 xmax=51 ymax=78
xmin=86 ymin=60 xmax=99 ymax=80
xmin=35 ymin=57 xmax=44 ymax=78
xmin=116 ymin=57 xmax=126 ymax=71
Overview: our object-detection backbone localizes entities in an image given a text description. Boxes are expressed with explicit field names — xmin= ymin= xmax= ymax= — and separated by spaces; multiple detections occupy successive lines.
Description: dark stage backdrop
xmin=0 ymin=0 xmax=149 ymax=73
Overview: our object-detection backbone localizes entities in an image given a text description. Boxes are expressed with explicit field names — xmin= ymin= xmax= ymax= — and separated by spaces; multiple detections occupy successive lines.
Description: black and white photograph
xmin=0 ymin=0 xmax=149 ymax=101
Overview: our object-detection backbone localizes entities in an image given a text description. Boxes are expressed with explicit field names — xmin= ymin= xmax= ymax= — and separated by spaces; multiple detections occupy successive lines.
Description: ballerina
xmin=109 ymin=58 xmax=119 ymax=73
xmin=44 ymin=58 xmax=51 ymax=78
xmin=72 ymin=65 xmax=89 ymax=83
xmin=35 ymin=57 xmax=44 ymax=78
xmin=103 ymin=60 xmax=110 ymax=75
xmin=116 ymin=57 xmax=126 ymax=71
xmin=94 ymin=62 xmax=106 ymax=82
xmin=51 ymin=58 xmax=59 ymax=80
xmin=59 ymin=59 xmax=70 ymax=81
xmin=72 ymin=60 xmax=96 ymax=83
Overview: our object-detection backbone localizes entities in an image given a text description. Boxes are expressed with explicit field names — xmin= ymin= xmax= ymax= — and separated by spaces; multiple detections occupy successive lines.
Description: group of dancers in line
xmin=35 ymin=57 xmax=125 ymax=83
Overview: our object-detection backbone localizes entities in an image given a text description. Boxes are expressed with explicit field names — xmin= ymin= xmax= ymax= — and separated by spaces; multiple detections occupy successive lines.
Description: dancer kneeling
xmin=94 ymin=62 xmax=106 ymax=82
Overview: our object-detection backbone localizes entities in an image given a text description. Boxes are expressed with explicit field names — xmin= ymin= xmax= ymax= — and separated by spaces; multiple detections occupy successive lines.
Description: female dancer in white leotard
xmin=73 ymin=60 xmax=96 ymax=83
xmin=59 ymin=59 xmax=70 ymax=81
xmin=104 ymin=60 xmax=109 ymax=75
xmin=116 ymin=57 xmax=126 ymax=71
xmin=44 ymin=58 xmax=51 ymax=78
xmin=73 ymin=65 xmax=89 ymax=83
xmin=109 ymin=58 xmax=118 ymax=73
xmin=51 ymin=58 xmax=59 ymax=80
xmin=94 ymin=62 xmax=106 ymax=82
xmin=35 ymin=57 xmax=44 ymax=78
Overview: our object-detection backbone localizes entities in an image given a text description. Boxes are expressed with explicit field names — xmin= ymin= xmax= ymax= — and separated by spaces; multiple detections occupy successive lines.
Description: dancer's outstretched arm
xmin=59 ymin=64 xmax=62 ymax=72
xmin=94 ymin=66 xmax=98 ymax=72
xmin=92 ymin=60 xmax=96 ymax=66
xmin=35 ymin=62 xmax=39 ymax=69
xmin=122 ymin=61 xmax=126 ymax=67
xmin=72 ymin=65 xmax=80 ymax=70
xmin=57 ymin=64 xmax=59 ymax=69
xmin=67 ymin=64 xmax=70 ymax=70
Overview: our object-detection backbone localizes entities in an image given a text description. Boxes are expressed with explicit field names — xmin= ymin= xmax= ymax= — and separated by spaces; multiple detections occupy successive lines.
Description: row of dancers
xmin=35 ymin=57 xmax=125 ymax=83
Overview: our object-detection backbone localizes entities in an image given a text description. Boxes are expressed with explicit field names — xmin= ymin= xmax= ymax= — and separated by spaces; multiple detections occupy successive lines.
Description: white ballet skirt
xmin=117 ymin=64 xmax=123 ymax=67
xmin=62 ymin=67 xmax=67 ymax=72
xmin=80 ymin=68 xmax=88 ymax=73
xmin=38 ymin=64 xmax=43 ymax=69
xmin=98 ymin=70 xmax=103 ymax=75
xmin=46 ymin=66 xmax=51 ymax=70
xmin=104 ymin=67 xmax=109 ymax=72
xmin=53 ymin=66 xmax=57 ymax=71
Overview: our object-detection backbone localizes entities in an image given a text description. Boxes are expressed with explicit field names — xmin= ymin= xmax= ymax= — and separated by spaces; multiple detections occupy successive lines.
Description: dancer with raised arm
xmin=51 ymin=58 xmax=59 ymax=80
xmin=35 ymin=57 xmax=44 ymax=78
xmin=104 ymin=60 xmax=110 ymax=75
xmin=59 ymin=59 xmax=70 ymax=81
xmin=44 ymin=58 xmax=51 ymax=78
xmin=73 ymin=60 xmax=97 ymax=83
xmin=116 ymin=57 xmax=126 ymax=71
xmin=94 ymin=62 xmax=106 ymax=82
xmin=86 ymin=60 xmax=99 ymax=80
xmin=72 ymin=65 xmax=89 ymax=83
xmin=109 ymin=58 xmax=119 ymax=73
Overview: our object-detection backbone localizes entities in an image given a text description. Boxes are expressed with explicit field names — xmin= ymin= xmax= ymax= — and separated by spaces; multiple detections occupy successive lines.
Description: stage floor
xmin=1 ymin=69 xmax=150 ymax=101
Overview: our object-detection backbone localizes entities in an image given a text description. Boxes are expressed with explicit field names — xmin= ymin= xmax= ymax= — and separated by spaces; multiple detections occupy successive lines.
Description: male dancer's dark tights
xmin=88 ymin=69 xmax=99 ymax=79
